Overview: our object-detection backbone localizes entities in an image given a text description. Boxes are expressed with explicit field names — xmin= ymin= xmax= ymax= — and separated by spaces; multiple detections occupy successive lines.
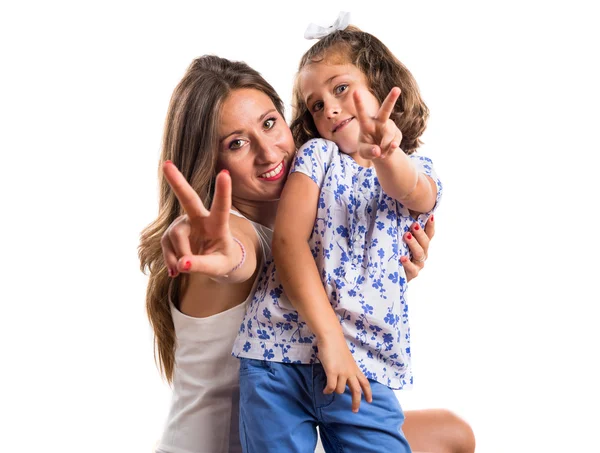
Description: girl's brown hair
xmin=138 ymin=55 xmax=285 ymax=382
xmin=291 ymin=26 xmax=428 ymax=155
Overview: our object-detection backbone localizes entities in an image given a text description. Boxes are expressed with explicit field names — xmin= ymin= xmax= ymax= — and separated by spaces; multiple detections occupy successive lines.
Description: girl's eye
xmin=335 ymin=84 xmax=348 ymax=95
xmin=229 ymin=139 xmax=246 ymax=150
xmin=264 ymin=118 xmax=276 ymax=130
xmin=311 ymin=101 xmax=324 ymax=113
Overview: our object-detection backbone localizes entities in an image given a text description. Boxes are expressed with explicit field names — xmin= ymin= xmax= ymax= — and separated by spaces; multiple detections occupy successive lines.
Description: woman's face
xmin=217 ymin=88 xmax=296 ymax=203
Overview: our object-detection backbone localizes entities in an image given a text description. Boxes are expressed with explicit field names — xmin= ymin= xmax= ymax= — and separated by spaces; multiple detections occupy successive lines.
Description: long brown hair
xmin=138 ymin=55 xmax=285 ymax=383
xmin=291 ymin=26 xmax=429 ymax=155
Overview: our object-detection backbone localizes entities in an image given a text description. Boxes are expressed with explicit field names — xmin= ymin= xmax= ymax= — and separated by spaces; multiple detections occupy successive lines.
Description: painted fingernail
xmin=430 ymin=215 xmax=434 ymax=222
xmin=413 ymin=224 xmax=420 ymax=231
xmin=183 ymin=260 xmax=191 ymax=271
xmin=167 ymin=267 xmax=173 ymax=277
xmin=400 ymin=256 xmax=409 ymax=263
xmin=165 ymin=160 xmax=172 ymax=165
xmin=406 ymin=232 xmax=413 ymax=240
xmin=221 ymin=169 xmax=230 ymax=175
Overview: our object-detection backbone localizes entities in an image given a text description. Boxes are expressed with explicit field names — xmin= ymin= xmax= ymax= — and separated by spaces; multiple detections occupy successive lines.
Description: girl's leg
xmin=238 ymin=358 xmax=318 ymax=453
xmin=403 ymin=409 xmax=475 ymax=453
xmin=313 ymin=366 xmax=410 ymax=452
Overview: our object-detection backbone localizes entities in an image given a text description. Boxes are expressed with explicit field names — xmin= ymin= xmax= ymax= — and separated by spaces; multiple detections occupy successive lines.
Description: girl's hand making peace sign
xmin=354 ymin=87 xmax=403 ymax=160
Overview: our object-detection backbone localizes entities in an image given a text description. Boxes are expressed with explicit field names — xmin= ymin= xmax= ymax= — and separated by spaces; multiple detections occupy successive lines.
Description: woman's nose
xmin=254 ymin=136 xmax=280 ymax=163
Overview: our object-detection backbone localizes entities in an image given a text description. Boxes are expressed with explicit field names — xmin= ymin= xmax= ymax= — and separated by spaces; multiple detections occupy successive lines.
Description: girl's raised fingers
xmin=377 ymin=87 xmax=401 ymax=123
xmin=353 ymin=89 xmax=373 ymax=130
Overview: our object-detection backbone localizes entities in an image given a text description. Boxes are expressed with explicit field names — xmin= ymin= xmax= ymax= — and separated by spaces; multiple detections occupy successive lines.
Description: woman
xmin=139 ymin=55 xmax=474 ymax=453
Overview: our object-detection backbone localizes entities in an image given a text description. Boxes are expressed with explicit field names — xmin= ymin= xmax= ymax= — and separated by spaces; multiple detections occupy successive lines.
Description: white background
xmin=1 ymin=1 xmax=598 ymax=452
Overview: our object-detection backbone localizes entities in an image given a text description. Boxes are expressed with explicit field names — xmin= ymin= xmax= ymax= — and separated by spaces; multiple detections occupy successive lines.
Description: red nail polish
xmin=221 ymin=169 xmax=230 ymax=175
xmin=183 ymin=261 xmax=191 ymax=271
xmin=167 ymin=267 xmax=173 ymax=277
xmin=165 ymin=160 xmax=172 ymax=165
xmin=413 ymin=224 xmax=420 ymax=231
xmin=406 ymin=233 xmax=412 ymax=240
xmin=430 ymin=215 xmax=434 ymax=222
xmin=400 ymin=256 xmax=409 ymax=263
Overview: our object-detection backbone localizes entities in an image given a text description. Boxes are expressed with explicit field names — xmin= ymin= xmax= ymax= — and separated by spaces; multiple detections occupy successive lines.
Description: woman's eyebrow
xmin=258 ymin=109 xmax=277 ymax=122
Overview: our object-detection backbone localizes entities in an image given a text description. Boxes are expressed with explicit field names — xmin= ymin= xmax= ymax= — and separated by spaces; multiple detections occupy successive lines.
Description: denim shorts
xmin=238 ymin=358 xmax=411 ymax=453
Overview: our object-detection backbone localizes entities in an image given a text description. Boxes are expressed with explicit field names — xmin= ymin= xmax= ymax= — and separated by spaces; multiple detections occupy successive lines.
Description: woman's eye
xmin=335 ymin=84 xmax=348 ymax=95
xmin=312 ymin=101 xmax=323 ymax=112
xmin=229 ymin=139 xmax=245 ymax=150
xmin=264 ymin=118 xmax=276 ymax=130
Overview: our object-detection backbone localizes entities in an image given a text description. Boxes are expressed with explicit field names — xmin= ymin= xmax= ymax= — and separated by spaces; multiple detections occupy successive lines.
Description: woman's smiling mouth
xmin=259 ymin=160 xmax=285 ymax=181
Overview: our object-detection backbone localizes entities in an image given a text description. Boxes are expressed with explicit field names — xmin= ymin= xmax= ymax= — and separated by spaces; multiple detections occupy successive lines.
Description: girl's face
xmin=299 ymin=61 xmax=381 ymax=159
xmin=217 ymin=88 xmax=296 ymax=203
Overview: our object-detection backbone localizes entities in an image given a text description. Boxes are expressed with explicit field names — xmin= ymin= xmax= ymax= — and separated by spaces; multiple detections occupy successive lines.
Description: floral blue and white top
xmin=232 ymin=138 xmax=442 ymax=389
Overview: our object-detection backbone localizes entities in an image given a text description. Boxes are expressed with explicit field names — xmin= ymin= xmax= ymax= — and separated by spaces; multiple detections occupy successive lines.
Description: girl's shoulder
xmin=297 ymin=138 xmax=338 ymax=155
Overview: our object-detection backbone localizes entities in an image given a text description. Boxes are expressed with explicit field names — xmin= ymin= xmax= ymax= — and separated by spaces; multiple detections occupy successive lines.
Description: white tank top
xmin=156 ymin=211 xmax=272 ymax=453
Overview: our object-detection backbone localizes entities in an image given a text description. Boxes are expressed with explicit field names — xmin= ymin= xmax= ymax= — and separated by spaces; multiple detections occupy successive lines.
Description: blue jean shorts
xmin=238 ymin=358 xmax=411 ymax=453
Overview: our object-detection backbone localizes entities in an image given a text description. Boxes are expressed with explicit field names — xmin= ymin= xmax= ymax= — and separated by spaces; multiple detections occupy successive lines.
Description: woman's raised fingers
xmin=209 ymin=170 xmax=233 ymax=233
xmin=163 ymin=161 xmax=209 ymax=220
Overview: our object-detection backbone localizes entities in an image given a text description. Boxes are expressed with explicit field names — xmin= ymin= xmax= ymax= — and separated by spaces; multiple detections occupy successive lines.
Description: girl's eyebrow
xmin=305 ymin=74 xmax=346 ymax=105
xmin=219 ymin=109 xmax=278 ymax=143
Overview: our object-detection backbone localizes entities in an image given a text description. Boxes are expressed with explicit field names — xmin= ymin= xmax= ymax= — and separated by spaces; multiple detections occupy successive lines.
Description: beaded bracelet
xmin=227 ymin=237 xmax=246 ymax=275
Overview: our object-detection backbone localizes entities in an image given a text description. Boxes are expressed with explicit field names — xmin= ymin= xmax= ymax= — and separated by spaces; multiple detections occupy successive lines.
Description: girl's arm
xmin=354 ymin=88 xmax=438 ymax=214
xmin=372 ymin=151 xmax=438 ymax=214
xmin=272 ymin=172 xmax=341 ymax=340
xmin=273 ymin=171 xmax=372 ymax=412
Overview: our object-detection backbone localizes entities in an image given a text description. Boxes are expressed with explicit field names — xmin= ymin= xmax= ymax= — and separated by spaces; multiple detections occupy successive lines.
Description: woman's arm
xmin=161 ymin=162 xmax=261 ymax=317
xmin=273 ymin=171 xmax=372 ymax=412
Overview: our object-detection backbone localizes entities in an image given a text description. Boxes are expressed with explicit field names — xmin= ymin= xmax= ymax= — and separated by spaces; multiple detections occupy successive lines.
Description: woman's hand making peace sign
xmin=160 ymin=161 xmax=246 ymax=280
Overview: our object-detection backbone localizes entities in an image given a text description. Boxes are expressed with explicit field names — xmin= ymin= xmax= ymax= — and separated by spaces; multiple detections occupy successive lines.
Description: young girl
xmin=232 ymin=23 xmax=441 ymax=452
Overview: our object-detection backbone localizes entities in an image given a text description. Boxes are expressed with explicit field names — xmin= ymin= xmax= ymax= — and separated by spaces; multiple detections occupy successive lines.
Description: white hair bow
xmin=304 ymin=11 xmax=351 ymax=40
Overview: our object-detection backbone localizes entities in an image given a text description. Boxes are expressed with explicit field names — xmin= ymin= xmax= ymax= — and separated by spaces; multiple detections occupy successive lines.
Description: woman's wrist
xmin=223 ymin=236 xmax=246 ymax=277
